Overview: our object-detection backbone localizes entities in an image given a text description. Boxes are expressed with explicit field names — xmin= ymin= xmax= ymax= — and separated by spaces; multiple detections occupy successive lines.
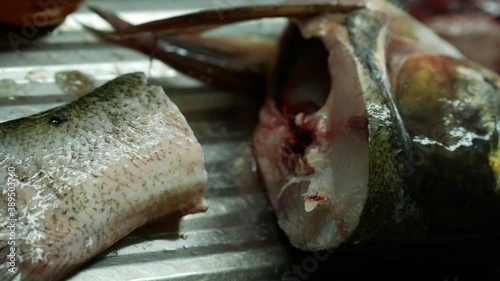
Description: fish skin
xmin=345 ymin=9 xmax=500 ymax=243
xmin=0 ymin=72 xmax=208 ymax=281
xmin=342 ymin=10 xmax=425 ymax=243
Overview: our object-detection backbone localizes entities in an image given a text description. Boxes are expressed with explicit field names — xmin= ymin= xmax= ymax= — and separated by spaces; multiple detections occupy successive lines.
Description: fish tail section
xmin=105 ymin=3 xmax=364 ymax=38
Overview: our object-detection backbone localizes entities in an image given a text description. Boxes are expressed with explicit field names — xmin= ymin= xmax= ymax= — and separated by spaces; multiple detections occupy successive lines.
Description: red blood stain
xmin=305 ymin=194 xmax=325 ymax=202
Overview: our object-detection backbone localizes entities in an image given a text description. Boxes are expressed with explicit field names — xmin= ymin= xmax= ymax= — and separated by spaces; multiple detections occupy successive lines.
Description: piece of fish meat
xmin=252 ymin=0 xmax=500 ymax=251
xmin=0 ymin=72 xmax=208 ymax=281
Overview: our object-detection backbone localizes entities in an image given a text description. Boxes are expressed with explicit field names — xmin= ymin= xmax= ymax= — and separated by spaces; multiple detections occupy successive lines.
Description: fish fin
xmin=86 ymin=5 xmax=274 ymax=64
xmin=84 ymin=7 xmax=271 ymax=93
xmin=104 ymin=3 xmax=364 ymax=38
xmin=87 ymin=6 xmax=134 ymax=31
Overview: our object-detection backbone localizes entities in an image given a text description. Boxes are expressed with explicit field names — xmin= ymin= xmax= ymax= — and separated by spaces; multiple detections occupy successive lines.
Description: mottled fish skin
xmin=0 ymin=72 xmax=208 ymax=281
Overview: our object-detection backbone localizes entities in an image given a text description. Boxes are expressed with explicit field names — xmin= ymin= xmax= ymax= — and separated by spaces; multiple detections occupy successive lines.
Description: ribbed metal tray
xmin=0 ymin=1 xmax=498 ymax=280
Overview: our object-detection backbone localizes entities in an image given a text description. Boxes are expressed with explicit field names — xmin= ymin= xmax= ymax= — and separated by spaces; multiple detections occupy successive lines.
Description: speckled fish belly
xmin=0 ymin=72 xmax=208 ymax=281
xmin=252 ymin=0 xmax=500 ymax=251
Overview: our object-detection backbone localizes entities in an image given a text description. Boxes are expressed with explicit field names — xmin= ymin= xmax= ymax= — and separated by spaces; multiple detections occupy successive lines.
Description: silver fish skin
xmin=0 ymin=72 xmax=208 ymax=281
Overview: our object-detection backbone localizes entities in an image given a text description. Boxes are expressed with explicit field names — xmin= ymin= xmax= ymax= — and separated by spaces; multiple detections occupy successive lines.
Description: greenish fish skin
xmin=347 ymin=9 xmax=500 ymax=244
xmin=0 ymin=73 xmax=208 ymax=281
